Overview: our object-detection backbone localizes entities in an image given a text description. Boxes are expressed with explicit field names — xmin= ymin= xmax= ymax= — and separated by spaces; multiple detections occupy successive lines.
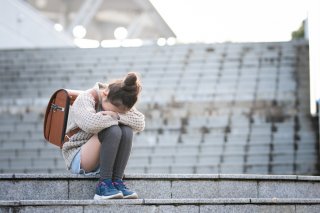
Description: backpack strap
xmin=64 ymin=127 xmax=80 ymax=142
xmin=64 ymin=89 xmax=100 ymax=142
xmin=89 ymin=88 xmax=99 ymax=109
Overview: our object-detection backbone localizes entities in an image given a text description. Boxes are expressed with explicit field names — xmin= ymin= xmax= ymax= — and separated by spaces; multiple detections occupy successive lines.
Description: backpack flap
xmin=43 ymin=89 xmax=70 ymax=148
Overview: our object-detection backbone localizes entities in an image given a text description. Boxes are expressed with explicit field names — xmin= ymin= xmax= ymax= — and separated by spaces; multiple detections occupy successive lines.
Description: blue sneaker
xmin=94 ymin=179 xmax=123 ymax=200
xmin=113 ymin=179 xmax=138 ymax=199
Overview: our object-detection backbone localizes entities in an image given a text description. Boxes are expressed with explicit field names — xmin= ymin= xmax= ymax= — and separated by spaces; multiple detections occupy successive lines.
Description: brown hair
xmin=107 ymin=72 xmax=141 ymax=110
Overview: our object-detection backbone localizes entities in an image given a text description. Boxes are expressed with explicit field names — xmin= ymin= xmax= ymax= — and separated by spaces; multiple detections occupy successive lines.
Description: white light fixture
xmin=101 ymin=40 xmax=121 ymax=48
xmin=122 ymin=39 xmax=143 ymax=47
xmin=114 ymin=27 xmax=128 ymax=40
xmin=54 ymin=23 xmax=63 ymax=32
xmin=157 ymin=38 xmax=166 ymax=46
xmin=72 ymin=25 xmax=86 ymax=39
xmin=167 ymin=37 xmax=176 ymax=46
xmin=74 ymin=38 xmax=100 ymax=48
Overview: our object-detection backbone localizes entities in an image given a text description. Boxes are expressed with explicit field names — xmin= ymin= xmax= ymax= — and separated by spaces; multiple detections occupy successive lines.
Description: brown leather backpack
xmin=43 ymin=89 xmax=98 ymax=148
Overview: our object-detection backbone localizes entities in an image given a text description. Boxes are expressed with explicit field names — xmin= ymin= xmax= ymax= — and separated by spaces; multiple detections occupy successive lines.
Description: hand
xmin=101 ymin=111 xmax=119 ymax=120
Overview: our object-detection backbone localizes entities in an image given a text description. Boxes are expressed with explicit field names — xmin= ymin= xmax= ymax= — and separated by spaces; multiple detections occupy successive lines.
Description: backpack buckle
xmin=51 ymin=104 xmax=65 ymax=112
xmin=64 ymin=134 xmax=70 ymax=142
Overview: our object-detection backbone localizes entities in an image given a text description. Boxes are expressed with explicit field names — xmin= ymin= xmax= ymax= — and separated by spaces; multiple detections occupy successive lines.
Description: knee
xmin=108 ymin=125 xmax=122 ymax=138
xmin=98 ymin=125 xmax=122 ymax=142
xmin=120 ymin=125 xmax=133 ymax=139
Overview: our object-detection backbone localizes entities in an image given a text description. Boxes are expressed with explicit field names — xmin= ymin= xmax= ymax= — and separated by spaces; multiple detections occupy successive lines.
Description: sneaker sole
xmin=94 ymin=192 xmax=123 ymax=200
xmin=123 ymin=192 xmax=138 ymax=199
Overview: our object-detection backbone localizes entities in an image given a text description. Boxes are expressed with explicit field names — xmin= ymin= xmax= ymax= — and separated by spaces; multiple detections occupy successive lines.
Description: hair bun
xmin=107 ymin=72 xmax=141 ymax=109
xmin=124 ymin=72 xmax=137 ymax=86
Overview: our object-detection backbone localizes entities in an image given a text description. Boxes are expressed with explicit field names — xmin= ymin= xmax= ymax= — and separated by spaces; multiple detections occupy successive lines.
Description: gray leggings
xmin=98 ymin=125 xmax=133 ymax=180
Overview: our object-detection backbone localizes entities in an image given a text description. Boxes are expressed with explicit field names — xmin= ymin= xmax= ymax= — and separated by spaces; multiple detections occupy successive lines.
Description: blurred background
xmin=0 ymin=0 xmax=319 ymax=175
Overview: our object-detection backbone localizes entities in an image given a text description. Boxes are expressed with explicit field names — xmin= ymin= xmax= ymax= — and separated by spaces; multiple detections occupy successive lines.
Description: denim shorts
xmin=70 ymin=149 xmax=100 ymax=176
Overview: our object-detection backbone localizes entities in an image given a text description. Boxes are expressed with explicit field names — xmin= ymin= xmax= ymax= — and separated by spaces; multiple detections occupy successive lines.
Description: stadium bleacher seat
xmin=0 ymin=40 xmax=318 ymax=175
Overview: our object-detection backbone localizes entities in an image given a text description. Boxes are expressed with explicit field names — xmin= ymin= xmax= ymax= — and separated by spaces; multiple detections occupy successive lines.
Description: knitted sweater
xmin=62 ymin=82 xmax=145 ymax=169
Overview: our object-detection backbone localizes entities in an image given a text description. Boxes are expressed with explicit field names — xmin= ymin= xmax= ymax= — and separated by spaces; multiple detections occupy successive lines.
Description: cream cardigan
xmin=62 ymin=82 xmax=145 ymax=169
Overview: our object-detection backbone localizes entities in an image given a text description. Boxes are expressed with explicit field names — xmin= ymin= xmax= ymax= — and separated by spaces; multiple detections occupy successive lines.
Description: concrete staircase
xmin=1 ymin=174 xmax=320 ymax=212
xmin=0 ymin=41 xmax=319 ymax=211
xmin=0 ymin=41 xmax=318 ymax=176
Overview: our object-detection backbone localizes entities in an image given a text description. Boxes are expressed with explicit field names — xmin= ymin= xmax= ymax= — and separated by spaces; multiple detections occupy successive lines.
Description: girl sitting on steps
xmin=62 ymin=72 xmax=145 ymax=200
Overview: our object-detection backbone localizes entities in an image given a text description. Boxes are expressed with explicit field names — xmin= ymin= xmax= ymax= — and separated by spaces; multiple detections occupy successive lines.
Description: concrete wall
xmin=0 ymin=0 xmax=74 ymax=49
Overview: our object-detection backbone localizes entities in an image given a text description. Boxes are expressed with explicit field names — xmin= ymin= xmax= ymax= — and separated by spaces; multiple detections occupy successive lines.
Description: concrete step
xmin=1 ymin=174 xmax=320 ymax=201
xmin=1 ymin=198 xmax=320 ymax=213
